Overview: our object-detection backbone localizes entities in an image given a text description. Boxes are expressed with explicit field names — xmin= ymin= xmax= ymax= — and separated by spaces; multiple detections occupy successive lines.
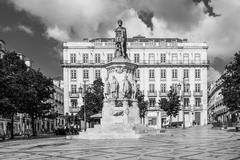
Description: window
xmin=160 ymin=69 xmax=166 ymax=79
xmin=71 ymin=84 xmax=77 ymax=93
xmin=148 ymin=117 xmax=157 ymax=125
xmin=149 ymin=53 xmax=155 ymax=64
xmin=70 ymin=53 xmax=76 ymax=63
xmin=160 ymin=53 xmax=166 ymax=63
xmin=149 ymin=98 xmax=156 ymax=108
xmin=160 ymin=84 xmax=166 ymax=93
xmin=194 ymin=53 xmax=201 ymax=62
xmin=71 ymin=70 xmax=76 ymax=80
xmin=195 ymin=98 xmax=201 ymax=107
xmin=172 ymin=83 xmax=178 ymax=92
xmin=149 ymin=69 xmax=155 ymax=79
xmin=149 ymin=84 xmax=155 ymax=93
xmin=83 ymin=70 xmax=89 ymax=79
xmin=183 ymin=53 xmax=189 ymax=63
xmin=184 ymin=98 xmax=189 ymax=107
xmin=195 ymin=83 xmax=201 ymax=92
xmin=172 ymin=53 xmax=178 ymax=63
xmin=95 ymin=53 xmax=101 ymax=63
xmin=172 ymin=69 xmax=178 ymax=79
xmin=135 ymin=69 xmax=140 ymax=79
xmin=95 ymin=70 xmax=101 ymax=79
xmin=107 ymin=53 xmax=113 ymax=62
xmin=83 ymin=53 xmax=89 ymax=63
xmin=195 ymin=69 xmax=201 ymax=79
xmin=71 ymin=99 xmax=78 ymax=108
xmin=183 ymin=83 xmax=190 ymax=92
xmin=183 ymin=69 xmax=189 ymax=79
xmin=134 ymin=53 xmax=140 ymax=63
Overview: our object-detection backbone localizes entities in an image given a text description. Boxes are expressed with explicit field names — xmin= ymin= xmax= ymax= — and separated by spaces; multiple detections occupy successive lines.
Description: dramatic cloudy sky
xmin=0 ymin=0 xmax=240 ymax=81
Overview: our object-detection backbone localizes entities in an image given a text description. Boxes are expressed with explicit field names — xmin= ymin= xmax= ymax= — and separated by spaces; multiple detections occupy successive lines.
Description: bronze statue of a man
xmin=115 ymin=19 xmax=127 ymax=58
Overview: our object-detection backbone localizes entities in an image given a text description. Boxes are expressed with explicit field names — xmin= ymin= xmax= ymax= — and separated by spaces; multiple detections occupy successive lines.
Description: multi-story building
xmin=208 ymin=79 xmax=228 ymax=124
xmin=62 ymin=36 xmax=209 ymax=128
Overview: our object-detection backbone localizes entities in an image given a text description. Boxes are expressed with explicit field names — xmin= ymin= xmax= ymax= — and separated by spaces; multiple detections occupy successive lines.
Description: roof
xmin=89 ymin=37 xmax=188 ymax=43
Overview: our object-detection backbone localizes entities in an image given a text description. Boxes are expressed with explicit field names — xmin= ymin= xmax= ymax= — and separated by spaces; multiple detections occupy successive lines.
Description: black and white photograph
xmin=0 ymin=0 xmax=240 ymax=159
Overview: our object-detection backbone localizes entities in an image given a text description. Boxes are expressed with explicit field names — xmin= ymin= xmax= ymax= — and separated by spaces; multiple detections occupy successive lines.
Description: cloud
xmin=46 ymin=26 xmax=70 ymax=41
xmin=8 ymin=0 xmax=240 ymax=75
xmin=17 ymin=24 xmax=33 ymax=35
xmin=208 ymin=67 xmax=221 ymax=82
xmin=0 ymin=25 xmax=13 ymax=32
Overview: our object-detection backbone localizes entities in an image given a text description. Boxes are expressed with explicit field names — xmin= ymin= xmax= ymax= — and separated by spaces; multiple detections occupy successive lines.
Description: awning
xmin=90 ymin=113 xmax=102 ymax=119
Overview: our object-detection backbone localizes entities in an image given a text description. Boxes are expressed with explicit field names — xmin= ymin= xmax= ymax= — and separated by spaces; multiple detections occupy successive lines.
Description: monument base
xmin=67 ymin=123 xmax=141 ymax=140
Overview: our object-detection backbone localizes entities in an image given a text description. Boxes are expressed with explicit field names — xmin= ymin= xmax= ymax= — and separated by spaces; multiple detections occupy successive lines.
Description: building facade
xmin=62 ymin=36 xmax=209 ymax=128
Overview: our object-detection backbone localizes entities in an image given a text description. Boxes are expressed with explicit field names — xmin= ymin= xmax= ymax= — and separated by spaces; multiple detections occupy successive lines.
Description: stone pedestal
xmin=67 ymin=57 xmax=142 ymax=139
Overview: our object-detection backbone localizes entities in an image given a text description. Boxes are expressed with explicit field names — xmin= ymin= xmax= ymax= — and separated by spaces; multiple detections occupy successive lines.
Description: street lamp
xmin=178 ymin=80 xmax=185 ymax=129
xmin=79 ymin=80 xmax=88 ymax=132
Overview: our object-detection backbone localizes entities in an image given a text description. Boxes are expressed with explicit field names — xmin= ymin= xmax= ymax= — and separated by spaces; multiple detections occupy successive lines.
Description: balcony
xmin=60 ymin=60 xmax=210 ymax=67
xmin=194 ymin=104 xmax=203 ymax=110
xmin=148 ymin=91 xmax=157 ymax=97
xmin=69 ymin=92 xmax=79 ymax=98
xmin=69 ymin=107 xmax=81 ymax=113
xmin=182 ymin=91 xmax=191 ymax=97
xmin=193 ymin=91 xmax=203 ymax=97
xmin=159 ymin=91 xmax=168 ymax=97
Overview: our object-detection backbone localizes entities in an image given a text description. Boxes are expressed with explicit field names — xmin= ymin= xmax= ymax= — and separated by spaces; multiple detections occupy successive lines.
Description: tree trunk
xmin=10 ymin=114 xmax=14 ymax=139
xmin=31 ymin=115 xmax=36 ymax=136
xmin=169 ymin=115 xmax=172 ymax=127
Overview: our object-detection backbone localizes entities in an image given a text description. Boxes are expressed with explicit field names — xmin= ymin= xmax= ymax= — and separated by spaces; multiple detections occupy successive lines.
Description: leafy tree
xmin=159 ymin=87 xmax=181 ymax=125
xmin=79 ymin=78 xmax=104 ymax=121
xmin=19 ymin=68 xmax=55 ymax=136
xmin=0 ymin=51 xmax=27 ymax=138
xmin=135 ymin=89 xmax=148 ymax=124
xmin=221 ymin=51 xmax=240 ymax=113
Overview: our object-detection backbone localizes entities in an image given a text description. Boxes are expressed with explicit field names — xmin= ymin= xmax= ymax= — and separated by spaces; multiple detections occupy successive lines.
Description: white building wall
xmin=62 ymin=39 xmax=209 ymax=128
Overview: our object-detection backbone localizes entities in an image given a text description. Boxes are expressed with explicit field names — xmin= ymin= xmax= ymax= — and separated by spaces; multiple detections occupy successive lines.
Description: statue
xmin=104 ymin=77 xmax=110 ymax=99
xmin=122 ymin=75 xmax=132 ymax=99
xmin=115 ymin=19 xmax=127 ymax=58
xmin=132 ymin=80 xmax=137 ymax=99
xmin=110 ymin=76 xmax=119 ymax=99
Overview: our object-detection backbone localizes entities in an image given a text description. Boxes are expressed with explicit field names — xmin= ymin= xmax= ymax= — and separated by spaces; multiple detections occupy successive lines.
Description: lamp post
xmin=178 ymin=78 xmax=185 ymax=129
xmin=79 ymin=80 xmax=88 ymax=132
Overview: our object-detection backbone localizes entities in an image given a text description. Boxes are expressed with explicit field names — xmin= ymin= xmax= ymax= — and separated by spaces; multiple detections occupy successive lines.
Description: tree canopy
xmin=159 ymin=87 xmax=181 ymax=120
xmin=221 ymin=51 xmax=240 ymax=112
xmin=135 ymin=89 xmax=148 ymax=119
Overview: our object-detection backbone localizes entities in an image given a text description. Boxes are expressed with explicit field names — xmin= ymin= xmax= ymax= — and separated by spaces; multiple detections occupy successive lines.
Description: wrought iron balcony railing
xmin=69 ymin=92 xmax=79 ymax=98
xmin=69 ymin=106 xmax=81 ymax=113
xmin=147 ymin=91 xmax=157 ymax=97
xmin=61 ymin=60 xmax=210 ymax=66
xmin=193 ymin=90 xmax=203 ymax=96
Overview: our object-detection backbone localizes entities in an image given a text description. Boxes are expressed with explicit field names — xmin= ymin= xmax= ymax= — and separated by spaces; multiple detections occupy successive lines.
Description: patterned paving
xmin=0 ymin=126 xmax=240 ymax=160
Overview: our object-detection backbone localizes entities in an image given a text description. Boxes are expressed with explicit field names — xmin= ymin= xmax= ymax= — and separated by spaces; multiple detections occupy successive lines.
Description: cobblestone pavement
xmin=0 ymin=126 xmax=240 ymax=160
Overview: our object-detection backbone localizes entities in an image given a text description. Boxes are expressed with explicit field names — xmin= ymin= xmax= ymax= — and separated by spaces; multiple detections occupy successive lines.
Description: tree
xmin=135 ymin=89 xmax=148 ymax=124
xmin=159 ymin=87 xmax=181 ymax=125
xmin=0 ymin=51 xmax=28 ymax=138
xmin=221 ymin=51 xmax=240 ymax=113
xmin=79 ymin=78 xmax=104 ymax=121
xmin=19 ymin=68 xmax=55 ymax=136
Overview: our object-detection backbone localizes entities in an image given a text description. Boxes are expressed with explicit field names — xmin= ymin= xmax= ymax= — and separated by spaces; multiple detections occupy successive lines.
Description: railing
xmin=61 ymin=60 xmax=210 ymax=66
xmin=182 ymin=91 xmax=191 ymax=97
xmin=147 ymin=91 xmax=157 ymax=97
xmin=193 ymin=91 xmax=203 ymax=96
xmin=194 ymin=104 xmax=203 ymax=109
xmin=69 ymin=92 xmax=79 ymax=98
xmin=69 ymin=107 xmax=81 ymax=113
xmin=159 ymin=91 xmax=168 ymax=97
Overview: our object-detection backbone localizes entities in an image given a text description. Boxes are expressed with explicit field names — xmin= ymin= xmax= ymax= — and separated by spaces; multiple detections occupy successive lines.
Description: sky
xmin=0 ymin=0 xmax=240 ymax=81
